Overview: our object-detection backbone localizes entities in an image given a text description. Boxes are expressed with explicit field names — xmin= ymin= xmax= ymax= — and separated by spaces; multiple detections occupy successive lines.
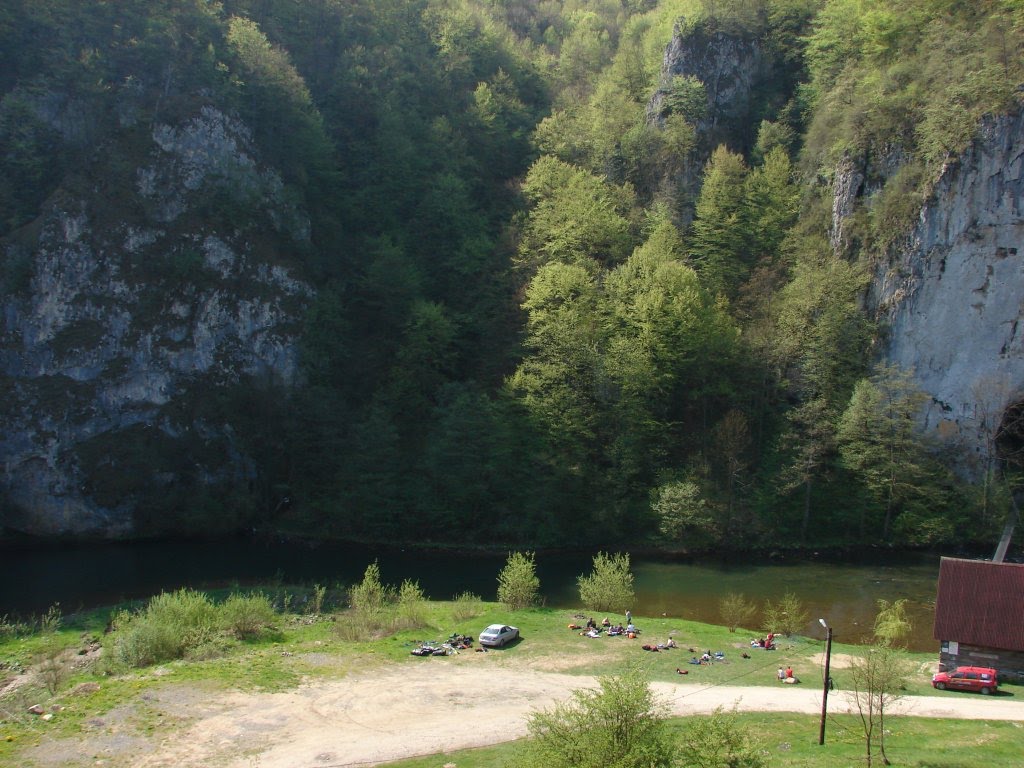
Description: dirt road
xmin=105 ymin=656 xmax=1024 ymax=768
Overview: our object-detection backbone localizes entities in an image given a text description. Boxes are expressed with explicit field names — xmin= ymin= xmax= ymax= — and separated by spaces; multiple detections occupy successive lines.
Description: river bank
xmin=4 ymin=600 xmax=1023 ymax=768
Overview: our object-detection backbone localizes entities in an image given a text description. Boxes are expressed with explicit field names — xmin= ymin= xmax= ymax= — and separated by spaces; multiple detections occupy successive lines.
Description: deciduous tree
xmin=578 ymin=552 xmax=635 ymax=612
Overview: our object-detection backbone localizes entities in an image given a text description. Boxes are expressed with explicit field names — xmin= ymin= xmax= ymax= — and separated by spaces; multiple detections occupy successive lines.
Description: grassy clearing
xmin=0 ymin=595 xmax=1018 ymax=767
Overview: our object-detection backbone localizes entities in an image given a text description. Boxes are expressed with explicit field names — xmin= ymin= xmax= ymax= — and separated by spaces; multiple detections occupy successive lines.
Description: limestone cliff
xmin=1 ymin=107 xmax=314 ymax=537
xmin=646 ymin=18 xmax=765 ymax=221
xmin=866 ymin=111 xmax=1024 ymax=475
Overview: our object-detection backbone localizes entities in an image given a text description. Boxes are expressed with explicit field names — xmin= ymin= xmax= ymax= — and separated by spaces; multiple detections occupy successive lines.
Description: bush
xmin=311 ymin=583 xmax=327 ymax=614
xmin=396 ymin=579 xmax=428 ymax=630
xmin=577 ymin=552 xmax=634 ymax=613
xmin=678 ymin=706 xmax=766 ymax=768
xmin=350 ymin=561 xmax=392 ymax=613
xmin=36 ymin=637 xmax=69 ymax=696
xmin=719 ymin=593 xmax=757 ymax=633
xmin=111 ymin=588 xmax=220 ymax=668
xmin=220 ymin=593 xmax=276 ymax=639
xmin=523 ymin=665 xmax=674 ymax=768
xmin=497 ymin=551 xmax=540 ymax=610
xmin=452 ymin=591 xmax=483 ymax=621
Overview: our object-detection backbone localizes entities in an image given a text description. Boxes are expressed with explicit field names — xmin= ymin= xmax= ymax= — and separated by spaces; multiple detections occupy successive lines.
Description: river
xmin=0 ymin=538 xmax=944 ymax=651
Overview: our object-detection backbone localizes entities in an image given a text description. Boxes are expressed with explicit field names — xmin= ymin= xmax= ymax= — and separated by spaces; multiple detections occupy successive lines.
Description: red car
xmin=931 ymin=666 xmax=999 ymax=695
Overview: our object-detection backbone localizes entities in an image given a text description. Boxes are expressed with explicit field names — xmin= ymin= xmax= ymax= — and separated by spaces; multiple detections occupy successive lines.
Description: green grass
xmin=1 ymin=596 xmax=1019 ymax=767
xmin=382 ymin=714 xmax=1024 ymax=768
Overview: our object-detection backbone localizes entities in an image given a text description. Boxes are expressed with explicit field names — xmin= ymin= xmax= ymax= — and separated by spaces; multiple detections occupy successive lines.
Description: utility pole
xmin=818 ymin=618 xmax=833 ymax=746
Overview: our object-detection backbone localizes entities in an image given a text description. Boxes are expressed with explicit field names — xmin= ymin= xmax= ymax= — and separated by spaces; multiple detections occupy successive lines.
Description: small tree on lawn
xmin=848 ymin=645 xmax=908 ymax=767
xmin=577 ymin=552 xmax=635 ymax=613
xmin=719 ymin=592 xmax=757 ymax=633
xmin=847 ymin=599 xmax=913 ymax=767
xmin=761 ymin=592 xmax=808 ymax=637
xmin=521 ymin=665 xmax=675 ymax=768
xmin=497 ymin=551 xmax=540 ymax=610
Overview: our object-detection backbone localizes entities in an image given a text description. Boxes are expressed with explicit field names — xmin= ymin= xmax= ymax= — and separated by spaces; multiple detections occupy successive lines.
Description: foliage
xmin=761 ymin=592 xmax=808 ymax=637
xmin=837 ymin=365 xmax=952 ymax=540
xmin=653 ymin=480 xmax=717 ymax=546
xmin=0 ymin=0 xmax=1014 ymax=553
xmin=349 ymin=561 xmax=392 ymax=614
xmin=311 ymin=584 xmax=327 ymax=615
xmin=219 ymin=593 xmax=277 ymax=640
xmin=719 ymin=593 xmax=757 ymax=633
xmin=521 ymin=665 xmax=675 ymax=768
xmin=397 ymin=579 xmax=429 ymax=630
xmin=872 ymin=598 xmax=911 ymax=648
xmin=689 ymin=145 xmax=750 ymax=298
xmin=847 ymin=644 xmax=910 ymax=768
xmin=110 ymin=589 xmax=221 ymax=668
xmin=577 ymin=552 xmax=635 ymax=613
xmin=452 ymin=591 xmax=484 ymax=621
xmin=497 ymin=551 xmax=541 ymax=610
xmin=678 ymin=705 xmax=767 ymax=768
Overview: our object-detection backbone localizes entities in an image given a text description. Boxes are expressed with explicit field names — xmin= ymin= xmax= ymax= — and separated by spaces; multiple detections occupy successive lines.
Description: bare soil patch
xmin=19 ymin=653 xmax=1024 ymax=767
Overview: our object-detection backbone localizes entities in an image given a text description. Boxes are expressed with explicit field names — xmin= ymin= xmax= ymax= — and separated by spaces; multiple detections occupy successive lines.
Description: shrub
xmin=523 ymin=665 xmax=675 ymax=768
xmin=497 ymin=551 xmax=540 ymax=610
xmin=39 ymin=603 xmax=62 ymax=634
xmin=396 ymin=579 xmax=428 ymax=630
xmin=311 ymin=583 xmax=327 ymax=615
xmin=36 ymin=636 xmax=69 ymax=695
xmin=0 ymin=614 xmax=31 ymax=638
xmin=350 ymin=561 xmax=392 ymax=613
xmin=220 ymin=593 xmax=276 ymax=639
xmin=110 ymin=588 xmax=219 ymax=668
xmin=678 ymin=705 xmax=766 ymax=768
xmin=577 ymin=552 xmax=634 ymax=613
xmin=719 ymin=593 xmax=757 ymax=633
xmin=452 ymin=591 xmax=483 ymax=621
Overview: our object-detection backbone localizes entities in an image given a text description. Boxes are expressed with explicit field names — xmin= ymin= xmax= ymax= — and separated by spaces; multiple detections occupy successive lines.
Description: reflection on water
xmin=0 ymin=538 xmax=941 ymax=652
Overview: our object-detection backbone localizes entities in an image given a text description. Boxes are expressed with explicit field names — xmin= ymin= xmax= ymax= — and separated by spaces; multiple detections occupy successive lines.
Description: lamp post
xmin=818 ymin=618 xmax=833 ymax=746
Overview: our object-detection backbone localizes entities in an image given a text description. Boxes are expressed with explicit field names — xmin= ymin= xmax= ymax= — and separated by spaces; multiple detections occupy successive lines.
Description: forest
xmin=2 ymin=0 xmax=1023 ymax=550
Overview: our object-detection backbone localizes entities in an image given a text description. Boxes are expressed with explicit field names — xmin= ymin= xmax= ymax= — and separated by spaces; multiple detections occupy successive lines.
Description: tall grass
xmin=452 ymin=592 xmax=484 ymax=621
xmin=110 ymin=588 xmax=277 ymax=668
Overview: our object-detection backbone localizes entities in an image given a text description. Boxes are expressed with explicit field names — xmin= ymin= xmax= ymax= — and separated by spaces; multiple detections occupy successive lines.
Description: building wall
xmin=939 ymin=641 xmax=1024 ymax=683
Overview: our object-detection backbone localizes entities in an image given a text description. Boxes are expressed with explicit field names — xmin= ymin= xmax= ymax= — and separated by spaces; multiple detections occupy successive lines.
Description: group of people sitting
xmin=750 ymin=633 xmax=777 ymax=650
xmin=569 ymin=616 xmax=640 ymax=638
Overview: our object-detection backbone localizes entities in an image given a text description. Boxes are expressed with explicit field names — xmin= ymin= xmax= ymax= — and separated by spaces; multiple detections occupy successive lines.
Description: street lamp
xmin=818 ymin=618 xmax=833 ymax=746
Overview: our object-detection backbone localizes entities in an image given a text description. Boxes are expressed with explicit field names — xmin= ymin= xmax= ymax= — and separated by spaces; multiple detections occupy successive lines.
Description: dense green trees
xmin=3 ymin=0 xmax=1019 ymax=549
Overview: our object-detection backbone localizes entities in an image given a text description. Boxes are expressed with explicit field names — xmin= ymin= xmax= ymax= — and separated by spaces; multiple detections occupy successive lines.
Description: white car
xmin=479 ymin=624 xmax=519 ymax=647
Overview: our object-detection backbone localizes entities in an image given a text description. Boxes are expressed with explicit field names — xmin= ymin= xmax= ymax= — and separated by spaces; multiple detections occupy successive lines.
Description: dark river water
xmin=0 ymin=538 xmax=945 ymax=652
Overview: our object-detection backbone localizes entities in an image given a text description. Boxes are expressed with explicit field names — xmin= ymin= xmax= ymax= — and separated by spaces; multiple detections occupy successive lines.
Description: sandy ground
xmin=38 ymin=653 xmax=1012 ymax=768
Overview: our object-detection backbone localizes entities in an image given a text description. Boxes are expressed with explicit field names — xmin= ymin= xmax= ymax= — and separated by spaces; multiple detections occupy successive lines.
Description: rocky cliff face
xmin=867 ymin=111 xmax=1024 ymax=474
xmin=646 ymin=19 xmax=764 ymax=220
xmin=1 ymin=106 xmax=314 ymax=537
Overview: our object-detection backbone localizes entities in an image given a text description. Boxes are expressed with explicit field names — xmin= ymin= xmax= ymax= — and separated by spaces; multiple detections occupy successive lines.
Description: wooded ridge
xmin=1 ymin=0 xmax=1023 ymax=552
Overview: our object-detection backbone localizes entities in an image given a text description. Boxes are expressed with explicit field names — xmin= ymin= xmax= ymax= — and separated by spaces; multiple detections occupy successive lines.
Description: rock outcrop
xmin=867 ymin=111 xmax=1024 ymax=474
xmin=646 ymin=18 xmax=765 ymax=221
xmin=1 ymin=107 xmax=314 ymax=537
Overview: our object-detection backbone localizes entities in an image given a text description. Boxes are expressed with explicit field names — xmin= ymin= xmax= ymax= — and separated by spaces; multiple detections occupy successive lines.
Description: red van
xmin=931 ymin=666 xmax=999 ymax=694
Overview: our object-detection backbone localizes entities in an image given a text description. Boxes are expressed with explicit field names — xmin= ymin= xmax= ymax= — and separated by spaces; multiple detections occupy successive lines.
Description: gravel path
xmin=115 ymin=658 xmax=1024 ymax=768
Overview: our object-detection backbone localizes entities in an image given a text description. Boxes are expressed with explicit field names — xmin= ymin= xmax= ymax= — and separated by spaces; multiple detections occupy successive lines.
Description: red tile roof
xmin=933 ymin=558 xmax=1024 ymax=652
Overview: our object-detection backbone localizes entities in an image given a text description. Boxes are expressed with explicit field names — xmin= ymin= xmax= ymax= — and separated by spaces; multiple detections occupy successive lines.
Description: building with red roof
xmin=933 ymin=557 xmax=1024 ymax=682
